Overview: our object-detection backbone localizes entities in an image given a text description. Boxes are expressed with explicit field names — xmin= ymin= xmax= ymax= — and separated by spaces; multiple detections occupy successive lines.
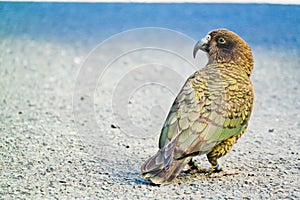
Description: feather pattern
xmin=141 ymin=29 xmax=254 ymax=184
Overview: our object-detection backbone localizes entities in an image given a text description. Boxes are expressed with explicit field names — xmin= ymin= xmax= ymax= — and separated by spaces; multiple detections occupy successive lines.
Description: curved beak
xmin=193 ymin=36 xmax=210 ymax=58
xmin=193 ymin=41 xmax=202 ymax=58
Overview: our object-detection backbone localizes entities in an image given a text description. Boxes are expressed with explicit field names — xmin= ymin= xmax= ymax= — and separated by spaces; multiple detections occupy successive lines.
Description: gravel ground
xmin=0 ymin=3 xmax=300 ymax=199
xmin=0 ymin=33 xmax=299 ymax=199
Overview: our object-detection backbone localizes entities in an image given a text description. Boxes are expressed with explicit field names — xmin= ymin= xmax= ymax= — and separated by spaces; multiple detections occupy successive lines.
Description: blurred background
xmin=1 ymin=3 xmax=299 ymax=50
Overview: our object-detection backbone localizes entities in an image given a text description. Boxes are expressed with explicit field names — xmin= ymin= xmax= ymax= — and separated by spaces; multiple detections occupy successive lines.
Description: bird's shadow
xmin=118 ymin=169 xmax=162 ymax=187
xmin=128 ymin=168 xmax=210 ymax=187
xmin=134 ymin=176 xmax=161 ymax=187
xmin=128 ymin=167 xmax=239 ymax=186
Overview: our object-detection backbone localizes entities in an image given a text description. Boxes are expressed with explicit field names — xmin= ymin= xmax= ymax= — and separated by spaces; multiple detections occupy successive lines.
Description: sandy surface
xmin=0 ymin=26 xmax=299 ymax=200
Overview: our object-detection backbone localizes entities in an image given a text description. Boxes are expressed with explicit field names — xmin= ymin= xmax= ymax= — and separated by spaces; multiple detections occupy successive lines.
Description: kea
xmin=140 ymin=28 xmax=254 ymax=184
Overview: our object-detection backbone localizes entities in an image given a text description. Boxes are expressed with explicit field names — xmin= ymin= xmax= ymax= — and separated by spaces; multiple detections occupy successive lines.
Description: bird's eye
xmin=218 ymin=37 xmax=226 ymax=44
xmin=206 ymin=35 xmax=211 ymax=41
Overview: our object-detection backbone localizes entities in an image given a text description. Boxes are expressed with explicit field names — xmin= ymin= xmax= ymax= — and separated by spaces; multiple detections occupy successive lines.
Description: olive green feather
xmin=141 ymin=29 xmax=254 ymax=184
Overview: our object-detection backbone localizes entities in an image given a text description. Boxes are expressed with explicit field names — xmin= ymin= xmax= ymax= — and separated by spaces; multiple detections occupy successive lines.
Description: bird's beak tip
xmin=193 ymin=41 xmax=201 ymax=59
xmin=193 ymin=34 xmax=211 ymax=58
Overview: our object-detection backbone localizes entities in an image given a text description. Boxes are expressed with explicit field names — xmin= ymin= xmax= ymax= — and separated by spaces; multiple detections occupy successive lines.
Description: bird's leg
xmin=206 ymin=134 xmax=244 ymax=177
xmin=186 ymin=159 xmax=211 ymax=174
xmin=207 ymin=147 xmax=226 ymax=172
xmin=187 ymin=159 xmax=198 ymax=170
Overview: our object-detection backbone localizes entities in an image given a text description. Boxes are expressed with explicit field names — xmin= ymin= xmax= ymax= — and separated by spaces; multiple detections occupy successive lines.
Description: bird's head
xmin=193 ymin=28 xmax=254 ymax=76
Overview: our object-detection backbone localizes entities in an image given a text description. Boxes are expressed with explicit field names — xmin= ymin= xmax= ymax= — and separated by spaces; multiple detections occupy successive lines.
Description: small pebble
xmin=59 ymin=180 xmax=67 ymax=184
xmin=111 ymin=124 xmax=120 ymax=129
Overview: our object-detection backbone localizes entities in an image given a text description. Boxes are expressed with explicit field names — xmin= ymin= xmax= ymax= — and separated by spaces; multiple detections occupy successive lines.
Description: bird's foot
xmin=187 ymin=159 xmax=199 ymax=170
xmin=209 ymin=169 xmax=239 ymax=178
xmin=190 ymin=167 xmax=212 ymax=174
xmin=184 ymin=159 xmax=211 ymax=174
xmin=207 ymin=164 xmax=239 ymax=177
xmin=211 ymin=163 xmax=222 ymax=171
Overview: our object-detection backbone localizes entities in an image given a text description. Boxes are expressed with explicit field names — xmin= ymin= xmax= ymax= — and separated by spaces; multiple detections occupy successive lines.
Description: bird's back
xmin=159 ymin=63 xmax=254 ymax=158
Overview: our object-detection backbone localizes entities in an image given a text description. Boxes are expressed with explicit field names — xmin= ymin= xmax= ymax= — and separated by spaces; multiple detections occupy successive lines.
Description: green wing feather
xmin=158 ymin=64 xmax=253 ymax=159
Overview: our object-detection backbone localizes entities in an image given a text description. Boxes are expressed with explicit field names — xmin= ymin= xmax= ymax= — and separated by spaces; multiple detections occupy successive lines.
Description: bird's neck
xmin=235 ymin=54 xmax=254 ymax=77
xmin=209 ymin=54 xmax=254 ymax=77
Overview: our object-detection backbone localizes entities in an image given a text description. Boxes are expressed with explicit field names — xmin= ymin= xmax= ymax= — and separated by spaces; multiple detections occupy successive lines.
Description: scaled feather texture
xmin=140 ymin=28 xmax=255 ymax=184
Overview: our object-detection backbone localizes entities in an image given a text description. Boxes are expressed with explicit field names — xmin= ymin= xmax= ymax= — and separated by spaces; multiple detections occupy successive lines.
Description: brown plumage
xmin=140 ymin=28 xmax=254 ymax=184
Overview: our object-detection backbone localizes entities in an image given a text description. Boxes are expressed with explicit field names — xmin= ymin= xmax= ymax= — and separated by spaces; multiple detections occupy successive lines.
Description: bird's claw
xmin=209 ymin=169 xmax=239 ymax=178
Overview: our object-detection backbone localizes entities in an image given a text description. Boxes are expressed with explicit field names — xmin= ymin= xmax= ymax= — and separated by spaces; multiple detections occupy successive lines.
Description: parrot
xmin=140 ymin=28 xmax=254 ymax=184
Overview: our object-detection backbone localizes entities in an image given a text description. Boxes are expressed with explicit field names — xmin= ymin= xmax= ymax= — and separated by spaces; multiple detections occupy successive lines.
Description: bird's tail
xmin=140 ymin=142 xmax=190 ymax=184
